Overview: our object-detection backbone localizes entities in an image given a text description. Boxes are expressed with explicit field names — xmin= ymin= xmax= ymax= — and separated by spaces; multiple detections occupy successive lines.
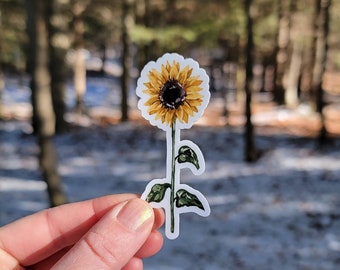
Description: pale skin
xmin=0 ymin=194 xmax=164 ymax=270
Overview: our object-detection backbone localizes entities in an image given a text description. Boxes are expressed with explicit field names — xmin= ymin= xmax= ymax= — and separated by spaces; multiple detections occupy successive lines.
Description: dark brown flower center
xmin=159 ymin=80 xmax=186 ymax=109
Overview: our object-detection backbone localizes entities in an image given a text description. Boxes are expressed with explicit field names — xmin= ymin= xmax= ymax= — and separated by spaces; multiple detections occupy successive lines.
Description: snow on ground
xmin=1 ymin=120 xmax=340 ymax=270
xmin=1 ymin=75 xmax=340 ymax=269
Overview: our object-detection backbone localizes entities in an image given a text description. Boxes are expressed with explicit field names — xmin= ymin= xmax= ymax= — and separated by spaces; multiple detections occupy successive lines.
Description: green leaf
xmin=175 ymin=189 xmax=204 ymax=210
xmin=145 ymin=183 xmax=171 ymax=203
xmin=176 ymin=145 xmax=200 ymax=170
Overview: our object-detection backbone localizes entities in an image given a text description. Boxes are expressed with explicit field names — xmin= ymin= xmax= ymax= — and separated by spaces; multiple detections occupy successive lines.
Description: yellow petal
xmin=175 ymin=106 xmax=184 ymax=121
xmin=148 ymin=102 xmax=162 ymax=115
xmin=143 ymin=82 xmax=151 ymax=88
xmin=165 ymin=110 xmax=176 ymax=125
xmin=186 ymin=91 xmax=203 ymax=99
xmin=175 ymin=62 xmax=181 ymax=80
xmin=182 ymin=102 xmax=195 ymax=117
xmin=166 ymin=62 xmax=171 ymax=73
xmin=170 ymin=61 xmax=179 ymax=80
xmin=186 ymin=85 xmax=202 ymax=93
xmin=161 ymin=64 xmax=169 ymax=81
xmin=143 ymin=87 xmax=158 ymax=95
xmin=178 ymin=65 xmax=191 ymax=83
xmin=155 ymin=110 xmax=164 ymax=120
xmin=185 ymin=77 xmax=202 ymax=88
xmin=148 ymin=73 xmax=160 ymax=89
xmin=181 ymin=108 xmax=189 ymax=123
xmin=153 ymin=68 xmax=166 ymax=85
xmin=186 ymin=99 xmax=202 ymax=107
xmin=186 ymin=67 xmax=193 ymax=79
xmin=144 ymin=96 xmax=160 ymax=106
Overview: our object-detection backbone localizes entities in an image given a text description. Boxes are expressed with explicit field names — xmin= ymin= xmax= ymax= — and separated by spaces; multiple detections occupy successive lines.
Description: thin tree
xmin=136 ymin=0 xmax=151 ymax=69
xmin=301 ymin=0 xmax=319 ymax=103
xmin=71 ymin=0 xmax=87 ymax=115
xmin=120 ymin=0 xmax=135 ymax=121
xmin=244 ymin=0 xmax=257 ymax=162
xmin=48 ymin=0 xmax=70 ymax=133
xmin=285 ymin=41 xmax=302 ymax=108
xmin=0 ymin=7 xmax=3 ymax=118
xmin=26 ymin=0 xmax=67 ymax=207
xmin=273 ymin=0 xmax=293 ymax=105
xmin=312 ymin=0 xmax=331 ymax=143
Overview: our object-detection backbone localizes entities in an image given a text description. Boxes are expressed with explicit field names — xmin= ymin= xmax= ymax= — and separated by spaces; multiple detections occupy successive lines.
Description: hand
xmin=0 ymin=194 xmax=164 ymax=269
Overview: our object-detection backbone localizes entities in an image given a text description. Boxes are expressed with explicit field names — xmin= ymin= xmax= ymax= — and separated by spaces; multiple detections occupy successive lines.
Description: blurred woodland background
xmin=0 ymin=0 xmax=339 ymax=206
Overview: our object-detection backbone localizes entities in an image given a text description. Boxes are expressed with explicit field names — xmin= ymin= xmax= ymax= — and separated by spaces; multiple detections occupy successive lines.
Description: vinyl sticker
xmin=136 ymin=53 xmax=211 ymax=239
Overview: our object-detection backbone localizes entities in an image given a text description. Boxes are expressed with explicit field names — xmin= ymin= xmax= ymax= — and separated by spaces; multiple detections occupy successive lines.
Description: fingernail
xmin=116 ymin=199 xmax=153 ymax=231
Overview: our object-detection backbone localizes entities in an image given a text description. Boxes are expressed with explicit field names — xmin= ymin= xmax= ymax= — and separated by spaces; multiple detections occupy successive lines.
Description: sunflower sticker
xmin=137 ymin=53 xmax=211 ymax=239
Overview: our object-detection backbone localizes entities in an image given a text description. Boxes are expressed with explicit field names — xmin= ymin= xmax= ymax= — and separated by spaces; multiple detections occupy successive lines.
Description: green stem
xmin=170 ymin=121 xmax=176 ymax=233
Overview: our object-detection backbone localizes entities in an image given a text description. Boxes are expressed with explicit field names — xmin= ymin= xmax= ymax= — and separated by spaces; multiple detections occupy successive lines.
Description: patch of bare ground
xmin=1 ymin=95 xmax=339 ymax=138
xmin=92 ymin=97 xmax=340 ymax=139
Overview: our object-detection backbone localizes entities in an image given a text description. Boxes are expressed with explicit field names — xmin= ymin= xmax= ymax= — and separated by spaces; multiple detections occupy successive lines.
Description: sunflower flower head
xmin=137 ymin=53 xmax=210 ymax=130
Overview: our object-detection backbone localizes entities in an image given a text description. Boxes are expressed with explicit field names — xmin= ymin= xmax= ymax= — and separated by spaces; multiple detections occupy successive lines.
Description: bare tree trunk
xmin=312 ymin=0 xmax=331 ymax=143
xmin=26 ymin=2 xmax=38 ymax=132
xmin=27 ymin=0 xmax=67 ymax=207
xmin=100 ymin=43 xmax=107 ymax=75
xmin=165 ymin=0 xmax=176 ymax=23
xmin=39 ymin=136 xmax=67 ymax=206
xmin=301 ymin=4 xmax=318 ymax=103
xmin=236 ymin=51 xmax=246 ymax=104
xmin=120 ymin=0 xmax=135 ymax=122
xmin=285 ymin=41 xmax=302 ymax=108
xmin=0 ymin=9 xmax=3 ymax=118
xmin=273 ymin=0 xmax=293 ymax=105
xmin=0 ymin=71 xmax=3 ymax=119
xmin=244 ymin=0 xmax=257 ymax=162
xmin=136 ymin=0 xmax=151 ymax=69
xmin=48 ymin=0 xmax=70 ymax=133
xmin=72 ymin=0 xmax=87 ymax=115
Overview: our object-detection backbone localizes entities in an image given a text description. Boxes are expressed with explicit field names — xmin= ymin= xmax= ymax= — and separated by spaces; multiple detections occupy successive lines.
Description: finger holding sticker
xmin=136 ymin=53 xmax=211 ymax=240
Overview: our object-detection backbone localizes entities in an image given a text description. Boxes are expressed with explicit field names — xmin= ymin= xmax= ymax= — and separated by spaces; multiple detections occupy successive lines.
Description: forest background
xmin=1 ymin=0 xmax=339 ymax=205
xmin=0 ymin=0 xmax=340 ymax=270
xmin=0 ymin=1 xmax=340 ymax=269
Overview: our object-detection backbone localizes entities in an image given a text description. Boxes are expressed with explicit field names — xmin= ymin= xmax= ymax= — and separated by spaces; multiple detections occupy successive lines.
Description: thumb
xmin=52 ymin=198 xmax=154 ymax=270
